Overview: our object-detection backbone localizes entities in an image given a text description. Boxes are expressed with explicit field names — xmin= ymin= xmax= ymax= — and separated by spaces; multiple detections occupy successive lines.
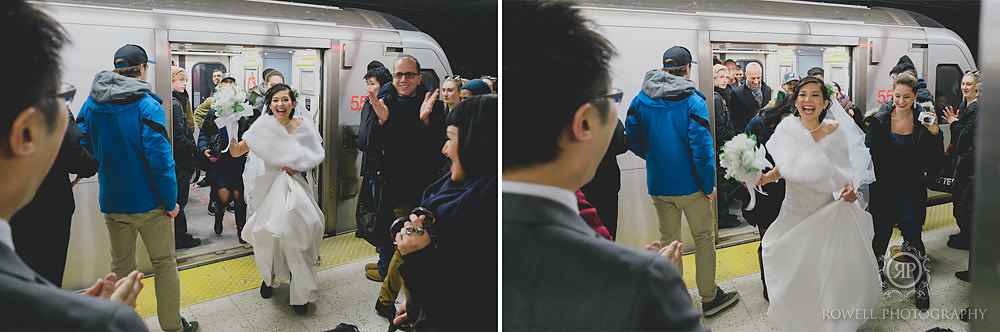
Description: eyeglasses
xmin=55 ymin=82 xmax=76 ymax=105
xmin=965 ymin=70 xmax=980 ymax=74
xmin=595 ymin=88 xmax=623 ymax=104
xmin=393 ymin=72 xmax=420 ymax=79
xmin=444 ymin=75 xmax=462 ymax=80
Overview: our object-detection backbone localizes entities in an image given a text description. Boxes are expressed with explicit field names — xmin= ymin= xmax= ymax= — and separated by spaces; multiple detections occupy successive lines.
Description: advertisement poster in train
xmin=246 ymin=68 xmax=259 ymax=92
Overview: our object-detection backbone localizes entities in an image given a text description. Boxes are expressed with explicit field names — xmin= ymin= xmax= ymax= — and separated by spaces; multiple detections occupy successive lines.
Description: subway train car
xmin=572 ymin=0 xmax=977 ymax=250
xmin=34 ymin=0 xmax=452 ymax=290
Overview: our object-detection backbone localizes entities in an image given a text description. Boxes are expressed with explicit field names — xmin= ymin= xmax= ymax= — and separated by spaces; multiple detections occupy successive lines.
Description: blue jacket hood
xmin=89 ymin=71 xmax=156 ymax=106
xmin=641 ymin=69 xmax=697 ymax=101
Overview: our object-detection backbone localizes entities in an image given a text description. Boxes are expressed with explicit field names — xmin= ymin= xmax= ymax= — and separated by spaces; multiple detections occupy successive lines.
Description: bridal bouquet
xmin=211 ymin=84 xmax=253 ymax=152
xmin=720 ymin=133 xmax=772 ymax=210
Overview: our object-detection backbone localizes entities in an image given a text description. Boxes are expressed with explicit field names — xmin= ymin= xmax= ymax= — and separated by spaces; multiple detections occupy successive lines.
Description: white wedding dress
xmin=762 ymin=116 xmax=881 ymax=331
xmin=240 ymin=112 xmax=326 ymax=306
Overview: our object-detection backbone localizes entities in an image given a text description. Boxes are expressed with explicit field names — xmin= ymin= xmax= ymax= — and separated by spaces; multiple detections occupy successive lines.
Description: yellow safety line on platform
xmin=679 ymin=203 xmax=956 ymax=289
xmin=134 ymin=233 xmax=376 ymax=318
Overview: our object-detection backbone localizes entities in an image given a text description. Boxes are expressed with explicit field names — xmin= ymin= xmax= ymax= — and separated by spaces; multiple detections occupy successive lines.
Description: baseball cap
xmin=663 ymin=46 xmax=697 ymax=68
xmin=113 ymin=44 xmax=156 ymax=68
xmin=220 ymin=73 xmax=238 ymax=84
xmin=782 ymin=72 xmax=802 ymax=85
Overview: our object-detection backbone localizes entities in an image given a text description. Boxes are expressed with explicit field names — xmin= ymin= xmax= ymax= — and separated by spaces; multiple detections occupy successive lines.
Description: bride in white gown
xmin=228 ymin=83 xmax=325 ymax=315
xmin=759 ymin=77 xmax=881 ymax=331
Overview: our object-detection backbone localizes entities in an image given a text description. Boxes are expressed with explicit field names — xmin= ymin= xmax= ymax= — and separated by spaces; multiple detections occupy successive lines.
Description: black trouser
xmin=953 ymin=179 xmax=974 ymax=242
xmin=175 ymin=169 xmax=192 ymax=239
xmin=872 ymin=186 xmax=927 ymax=269
xmin=757 ymin=225 xmax=768 ymax=300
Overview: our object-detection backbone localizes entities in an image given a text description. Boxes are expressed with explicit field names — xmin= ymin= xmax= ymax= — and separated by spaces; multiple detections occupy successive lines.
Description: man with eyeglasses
xmin=365 ymin=54 xmax=448 ymax=320
xmin=0 ymin=1 xmax=149 ymax=330
xmin=625 ymin=45 xmax=741 ymax=318
xmin=503 ymin=2 xmax=704 ymax=330
xmin=76 ymin=43 xmax=199 ymax=331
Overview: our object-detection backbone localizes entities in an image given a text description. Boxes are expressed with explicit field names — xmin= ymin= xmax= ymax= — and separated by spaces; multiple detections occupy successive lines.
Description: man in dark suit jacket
xmin=503 ymin=2 xmax=706 ymax=330
xmin=729 ymin=62 xmax=772 ymax=132
xmin=0 ymin=2 xmax=148 ymax=330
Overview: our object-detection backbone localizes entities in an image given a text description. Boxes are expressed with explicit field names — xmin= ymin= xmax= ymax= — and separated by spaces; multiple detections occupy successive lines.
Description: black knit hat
xmin=364 ymin=61 xmax=391 ymax=87
xmin=890 ymin=55 xmax=917 ymax=77
xmin=462 ymin=79 xmax=493 ymax=96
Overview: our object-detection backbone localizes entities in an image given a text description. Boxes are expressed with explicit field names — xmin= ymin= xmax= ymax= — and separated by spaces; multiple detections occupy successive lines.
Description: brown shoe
xmin=365 ymin=268 xmax=385 ymax=282
xmin=365 ymin=263 xmax=378 ymax=270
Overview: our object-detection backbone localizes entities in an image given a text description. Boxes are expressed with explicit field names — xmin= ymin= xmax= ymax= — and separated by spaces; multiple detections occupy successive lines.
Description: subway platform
xmin=136 ymin=183 xmax=970 ymax=331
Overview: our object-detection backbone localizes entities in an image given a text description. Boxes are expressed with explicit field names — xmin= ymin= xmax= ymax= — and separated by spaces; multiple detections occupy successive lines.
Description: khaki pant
xmin=378 ymin=204 xmax=412 ymax=306
xmin=652 ymin=192 xmax=718 ymax=302
xmin=105 ymin=208 xmax=182 ymax=332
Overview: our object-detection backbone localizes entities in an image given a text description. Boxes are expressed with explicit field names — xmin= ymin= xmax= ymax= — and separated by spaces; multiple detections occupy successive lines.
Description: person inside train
xmin=831 ymin=81 xmax=865 ymax=130
xmin=724 ymin=59 xmax=738 ymax=85
xmin=711 ymin=64 xmax=742 ymax=229
xmin=198 ymin=74 xmax=250 ymax=243
xmin=942 ymin=71 xmax=980 ymax=252
xmin=212 ymin=69 xmax=223 ymax=90
xmin=729 ymin=62 xmax=772 ymax=133
xmin=459 ymin=78 xmax=493 ymax=101
xmin=249 ymin=69 xmax=285 ymax=125
xmin=1 ymin=10 xmax=148 ymax=329
xmin=357 ymin=60 xmax=392 ymax=280
xmin=170 ymin=66 xmax=202 ymax=250
xmin=228 ymin=83 xmax=325 ymax=316
xmin=391 ymin=94 xmax=498 ymax=331
xmin=866 ymin=72 xmax=943 ymax=310
xmin=439 ymin=75 xmax=463 ymax=111
xmin=365 ymin=54 xmax=448 ymax=320
xmin=807 ymin=66 xmax=824 ymax=80
xmin=774 ymin=72 xmax=800 ymax=105
xmin=733 ymin=64 xmax=745 ymax=84
xmin=503 ymin=2 xmax=704 ymax=330
xmin=625 ymin=43 xmax=740 ymax=318
xmin=889 ymin=55 xmax=935 ymax=108
xmin=77 ymin=43 xmax=198 ymax=331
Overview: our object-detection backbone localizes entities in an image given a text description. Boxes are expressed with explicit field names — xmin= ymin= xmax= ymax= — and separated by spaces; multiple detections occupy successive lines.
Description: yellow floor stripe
xmin=680 ymin=203 xmax=957 ymax=289
xmin=134 ymin=233 xmax=377 ymax=318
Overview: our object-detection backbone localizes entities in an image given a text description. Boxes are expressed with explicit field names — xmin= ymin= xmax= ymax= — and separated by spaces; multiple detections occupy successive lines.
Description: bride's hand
xmin=810 ymin=121 xmax=839 ymax=142
xmin=281 ymin=166 xmax=298 ymax=176
xmin=839 ymin=182 xmax=858 ymax=202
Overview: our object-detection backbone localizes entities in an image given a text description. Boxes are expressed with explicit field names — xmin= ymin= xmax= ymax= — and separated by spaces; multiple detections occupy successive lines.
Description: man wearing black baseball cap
xmin=77 ymin=43 xmax=199 ymax=331
xmin=625 ymin=44 xmax=741 ymax=318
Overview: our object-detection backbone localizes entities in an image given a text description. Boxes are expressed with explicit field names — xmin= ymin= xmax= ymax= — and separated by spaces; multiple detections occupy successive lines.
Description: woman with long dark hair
xmin=866 ymin=73 xmax=943 ymax=310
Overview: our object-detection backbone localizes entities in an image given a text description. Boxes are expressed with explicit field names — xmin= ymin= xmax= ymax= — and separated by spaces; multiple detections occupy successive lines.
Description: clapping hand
xmin=810 ymin=121 xmax=839 ymax=142
xmin=419 ymin=89 xmax=439 ymax=125
xmin=645 ymin=240 xmax=683 ymax=268
xmin=368 ymin=86 xmax=389 ymax=125
xmin=83 ymin=271 xmax=144 ymax=308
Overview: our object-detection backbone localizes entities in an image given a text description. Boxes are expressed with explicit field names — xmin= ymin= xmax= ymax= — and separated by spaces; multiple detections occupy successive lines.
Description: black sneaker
xmin=375 ymin=301 xmax=396 ymax=320
xmin=702 ymin=287 xmax=740 ymax=317
xmin=175 ymin=234 xmax=202 ymax=249
xmin=227 ymin=201 xmax=235 ymax=213
xmin=956 ymin=270 xmax=969 ymax=282
xmin=181 ymin=318 xmax=199 ymax=332
xmin=260 ymin=281 xmax=273 ymax=298
xmin=718 ymin=214 xmax=741 ymax=229
xmin=208 ymin=201 xmax=216 ymax=216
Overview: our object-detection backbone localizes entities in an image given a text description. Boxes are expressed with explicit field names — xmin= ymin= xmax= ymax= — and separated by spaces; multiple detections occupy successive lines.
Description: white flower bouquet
xmin=211 ymin=84 xmax=253 ymax=152
xmin=720 ymin=133 xmax=772 ymax=210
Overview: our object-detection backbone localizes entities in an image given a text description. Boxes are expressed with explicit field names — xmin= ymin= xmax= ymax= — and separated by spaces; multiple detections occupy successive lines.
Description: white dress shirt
xmin=502 ymin=180 xmax=577 ymax=213
xmin=0 ymin=219 xmax=13 ymax=251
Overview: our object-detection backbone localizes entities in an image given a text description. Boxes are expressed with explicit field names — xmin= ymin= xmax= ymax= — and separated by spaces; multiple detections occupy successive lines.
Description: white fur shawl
xmin=765 ymin=116 xmax=852 ymax=194
xmin=242 ymin=115 xmax=325 ymax=172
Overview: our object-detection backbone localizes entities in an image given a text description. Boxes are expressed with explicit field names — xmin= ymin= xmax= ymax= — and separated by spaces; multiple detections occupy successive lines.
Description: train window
xmin=935 ymin=64 xmax=963 ymax=112
xmin=192 ymin=62 xmax=226 ymax=105
xmin=421 ymin=69 xmax=439 ymax=93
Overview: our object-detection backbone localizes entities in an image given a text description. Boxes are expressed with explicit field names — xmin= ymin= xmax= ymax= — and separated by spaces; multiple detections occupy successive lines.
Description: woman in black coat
xmin=742 ymin=94 xmax=794 ymax=301
xmin=865 ymin=73 xmax=943 ymax=310
xmin=942 ymin=72 xmax=980 ymax=282
xmin=356 ymin=61 xmax=394 ymax=281
xmin=11 ymin=108 xmax=98 ymax=286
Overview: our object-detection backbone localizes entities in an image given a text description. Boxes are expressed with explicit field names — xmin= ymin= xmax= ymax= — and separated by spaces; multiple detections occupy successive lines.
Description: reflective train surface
xmin=571 ymin=0 xmax=977 ymax=250
xmin=35 ymin=0 xmax=453 ymax=290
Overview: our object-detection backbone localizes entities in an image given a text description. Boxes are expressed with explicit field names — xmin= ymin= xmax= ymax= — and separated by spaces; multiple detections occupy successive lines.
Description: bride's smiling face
xmin=795 ymin=82 xmax=829 ymax=123
xmin=270 ymin=89 xmax=296 ymax=122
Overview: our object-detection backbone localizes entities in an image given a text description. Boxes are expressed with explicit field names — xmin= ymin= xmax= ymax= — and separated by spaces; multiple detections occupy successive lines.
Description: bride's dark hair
xmin=264 ymin=83 xmax=296 ymax=118
xmin=761 ymin=91 xmax=796 ymax=131
xmin=790 ymin=76 xmax=831 ymax=120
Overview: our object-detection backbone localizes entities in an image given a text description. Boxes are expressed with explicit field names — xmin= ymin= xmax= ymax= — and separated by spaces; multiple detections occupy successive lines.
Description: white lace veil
xmin=824 ymin=100 xmax=876 ymax=209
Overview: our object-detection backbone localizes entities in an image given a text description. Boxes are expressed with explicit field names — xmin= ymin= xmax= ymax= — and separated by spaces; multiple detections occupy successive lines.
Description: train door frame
xmin=165 ymin=30 xmax=342 ymax=234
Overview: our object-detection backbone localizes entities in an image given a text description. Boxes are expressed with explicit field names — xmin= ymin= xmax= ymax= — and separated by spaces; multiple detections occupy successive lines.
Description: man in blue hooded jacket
xmin=77 ymin=44 xmax=198 ymax=332
xmin=625 ymin=45 xmax=739 ymax=317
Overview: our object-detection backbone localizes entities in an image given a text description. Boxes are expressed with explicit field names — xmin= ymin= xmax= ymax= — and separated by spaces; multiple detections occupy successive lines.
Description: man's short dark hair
xmin=735 ymin=64 xmax=743 ymax=70
xmin=808 ymin=66 xmax=825 ymax=77
xmin=2 ymin=1 xmax=67 ymax=139
xmin=503 ymin=1 xmax=616 ymax=170
xmin=212 ymin=69 xmax=224 ymax=75
xmin=724 ymin=59 xmax=736 ymax=66
xmin=447 ymin=94 xmax=497 ymax=177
